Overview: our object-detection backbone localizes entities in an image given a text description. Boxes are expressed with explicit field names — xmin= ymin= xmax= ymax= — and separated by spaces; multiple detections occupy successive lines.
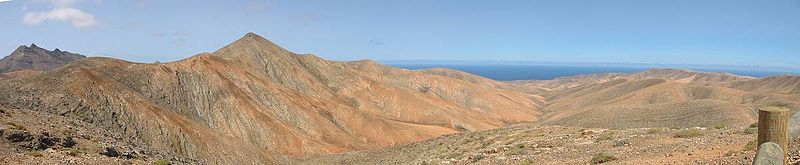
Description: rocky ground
xmin=299 ymin=123 xmax=800 ymax=165
xmin=0 ymin=107 xmax=186 ymax=165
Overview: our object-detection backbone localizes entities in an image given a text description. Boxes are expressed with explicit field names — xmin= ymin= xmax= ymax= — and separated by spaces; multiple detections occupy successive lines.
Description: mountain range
xmin=0 ymin=33 xmax=798 ymax=164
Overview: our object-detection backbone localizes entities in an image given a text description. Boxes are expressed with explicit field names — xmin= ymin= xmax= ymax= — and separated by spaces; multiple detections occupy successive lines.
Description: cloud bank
xmin=22 ymin=0 xmax=97 ymax=29
xmin=0 ymin=0 xmax=13 ymax=3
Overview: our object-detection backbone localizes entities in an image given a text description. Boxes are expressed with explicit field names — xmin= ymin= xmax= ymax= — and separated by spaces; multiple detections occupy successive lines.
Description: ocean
xmin=388 ymin=64 xmax=799 ymax=81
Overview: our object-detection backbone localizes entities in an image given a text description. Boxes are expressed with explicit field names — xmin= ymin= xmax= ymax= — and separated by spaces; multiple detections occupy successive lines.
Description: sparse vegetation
xmin=344 ymin=97 xmax=360 ymax=109
xmin=62 ymin=147 xmax=83 ymax=156
xmin=154 ymin=160 xmax=172 ymax=165
xmin=595 ymin=132 xmax=615 ymax=142
xmin=5 ymin=122 xmax=26 ymax=130
xmin=470 ymin=154 xmax=485 ymax=162
xmin=712 ymin=123 xmax=726 ymax=129
xmin=674 ymin=129 xmax=703 ymax=138
xmin=742 ymin=127 xmax=757 ymax=135
xmin=517 ymin=160 xmax=533 ymax=165
xmin=505 ymin=145 xmax=528 ymax=156
xmin=646 ymin=128 xmax=660 ymax=134
xmin=590 ymin=152 xmax=617 ymax=164
xmin=27 ymin=151 xmax=44 ymax=157
xmin=723 ymin=150 xmax=736 ymax=157
xmin=744 ymin=140 xmax=757 ymax=151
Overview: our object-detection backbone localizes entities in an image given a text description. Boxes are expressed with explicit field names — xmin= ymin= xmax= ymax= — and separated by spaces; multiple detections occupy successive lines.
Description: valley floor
xmin=299 ymin=124 xmax=800 ymax=165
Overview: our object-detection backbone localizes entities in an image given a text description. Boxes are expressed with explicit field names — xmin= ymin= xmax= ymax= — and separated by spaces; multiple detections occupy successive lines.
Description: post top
xmin=759 ymin=106 xmax=789 ymax=112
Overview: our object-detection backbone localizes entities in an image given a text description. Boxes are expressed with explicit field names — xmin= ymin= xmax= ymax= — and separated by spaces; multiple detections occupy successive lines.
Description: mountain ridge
xmin=0 ymin=43 xmax=86 ymax=74
xmin=0 ymin=33 xmax=543 ymax=164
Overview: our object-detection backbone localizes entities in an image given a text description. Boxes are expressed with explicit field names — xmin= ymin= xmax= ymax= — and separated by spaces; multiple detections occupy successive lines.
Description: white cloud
xmin=0 ymin=0 xmax=13 ymax=3
xmin=22 ymin=0 xmax=97 ymax=29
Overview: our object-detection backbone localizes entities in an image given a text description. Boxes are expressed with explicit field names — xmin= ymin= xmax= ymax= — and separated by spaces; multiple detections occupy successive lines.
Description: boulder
xmin=790 ymin=112 xmax=800 ymax=139
xmin=100 ymin=146 xmax=120 ymax=157
xmin=5 ymin=130 xmax=32 ymax=142
xmin=753 ymin=142 xmax=783 ymax=165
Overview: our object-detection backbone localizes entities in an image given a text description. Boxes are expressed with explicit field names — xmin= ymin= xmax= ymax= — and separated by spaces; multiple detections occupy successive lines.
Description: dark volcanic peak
xmin=0 ymin=43 xmax=86 ymax=73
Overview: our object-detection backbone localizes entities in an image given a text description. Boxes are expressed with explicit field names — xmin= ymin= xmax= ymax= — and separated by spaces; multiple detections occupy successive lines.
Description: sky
xmin=0 ymin=0 xmax=798 ymax=68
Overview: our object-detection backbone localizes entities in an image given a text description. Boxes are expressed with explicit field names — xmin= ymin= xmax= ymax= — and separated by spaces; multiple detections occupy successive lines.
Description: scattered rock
xmin=5 ymin=130 xmax=32 ymax=142
xmin=30 ymin=132 xmax=60 ymax=150
xmin=62 ymin=137 xmax=76 ymax=147
xmin=100 ymin=147 xmax=120 ymax=157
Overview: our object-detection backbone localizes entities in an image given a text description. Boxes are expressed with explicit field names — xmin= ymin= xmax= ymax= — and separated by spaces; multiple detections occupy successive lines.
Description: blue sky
xmin=0 ymin=0 xmax=798 ymax=68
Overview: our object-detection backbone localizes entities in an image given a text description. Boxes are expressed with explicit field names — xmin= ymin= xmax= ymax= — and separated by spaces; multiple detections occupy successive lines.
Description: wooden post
xmin=757 ymin=106 xmax=789 ymax=164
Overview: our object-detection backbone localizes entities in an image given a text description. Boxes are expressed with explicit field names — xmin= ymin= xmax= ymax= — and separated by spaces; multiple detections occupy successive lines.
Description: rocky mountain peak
xmin=0 ymin=44 xmax=86 ymax=74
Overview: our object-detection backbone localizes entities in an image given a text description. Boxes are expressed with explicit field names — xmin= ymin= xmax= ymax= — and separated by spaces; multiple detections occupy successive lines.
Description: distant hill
xmin=0 ymin=44 xmax=85 ymax=78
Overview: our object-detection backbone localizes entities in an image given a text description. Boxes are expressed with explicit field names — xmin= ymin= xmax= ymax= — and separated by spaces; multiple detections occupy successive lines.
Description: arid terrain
xmin=300 ymin=124 xmax=800 ymax=164
xmin=0 ymin=33 xmax=798 ymax=164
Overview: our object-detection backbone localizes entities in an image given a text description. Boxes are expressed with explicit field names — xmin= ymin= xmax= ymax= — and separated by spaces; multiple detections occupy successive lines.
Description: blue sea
xmin=388 ymin=64 xmax=799 ymax=81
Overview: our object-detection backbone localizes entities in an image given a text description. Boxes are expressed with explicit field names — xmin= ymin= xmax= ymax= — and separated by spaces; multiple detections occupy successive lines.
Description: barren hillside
xmin=0 ymin=33 xmax=543 ymax=164
xmin=300 ymin=123 xmax=800 ymax=164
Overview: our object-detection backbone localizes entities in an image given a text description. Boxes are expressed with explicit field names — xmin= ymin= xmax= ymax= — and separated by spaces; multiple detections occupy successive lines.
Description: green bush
xmin=62 ymin=147 xmax=83 ymax=156
xmin=153 ymin=160 xmax=172 ymax=165
xmin=674 ymin=129 xmax=703 ymax=138
xmin=590 ymin=152 xmax=617 ymax=164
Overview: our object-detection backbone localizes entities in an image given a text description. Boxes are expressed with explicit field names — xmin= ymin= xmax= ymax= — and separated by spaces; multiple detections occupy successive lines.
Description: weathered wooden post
xmin=757 ymin=106 xmax=789 ymax=164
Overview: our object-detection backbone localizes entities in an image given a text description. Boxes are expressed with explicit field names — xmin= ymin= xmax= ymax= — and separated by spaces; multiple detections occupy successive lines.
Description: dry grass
xmin=590 ymin=152 xmax=617 ymax=164
xmin=505 ymin=145 xmax=528 ymax=156
xmin=62 ymin=147 xmax=83 ymax=156
xmin=595 ymin=132 xmax=615 ymax=142
xmin=712 ymin=123 xmax=726 ymax=129
xmin=154 ymin=160 xmax=172 ymax=165
xmin=26 ymin=151 xmax=44 ymax=157
xmin=5 ymin=122 xmax=26 ymax=130
xmin=744 ymin=140 xmax=758 ymax=151
xmin=646 ymin=128 xmax=660 ymax=134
